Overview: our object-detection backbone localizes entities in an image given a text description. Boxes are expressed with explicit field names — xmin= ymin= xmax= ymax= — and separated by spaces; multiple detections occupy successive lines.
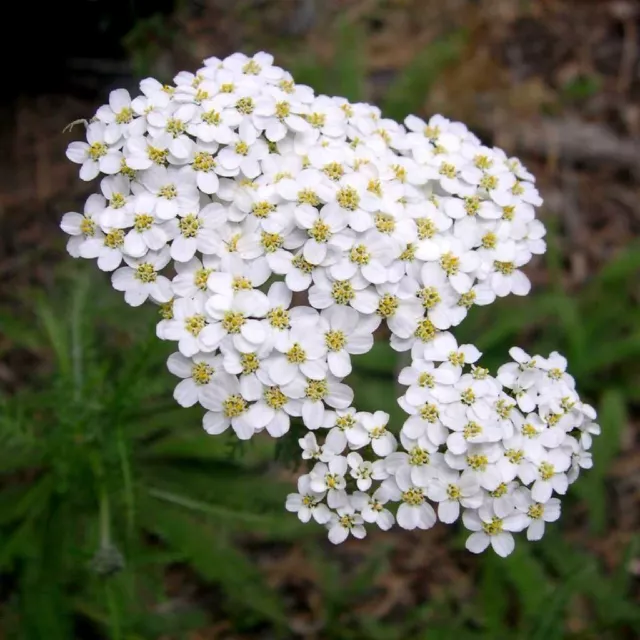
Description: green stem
xmin=99 ymin=482 xmax=111 ymax=548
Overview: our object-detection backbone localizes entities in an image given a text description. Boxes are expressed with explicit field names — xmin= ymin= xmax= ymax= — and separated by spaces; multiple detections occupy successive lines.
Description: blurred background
xmin=1 ymin=0 xmax=639 ymax=638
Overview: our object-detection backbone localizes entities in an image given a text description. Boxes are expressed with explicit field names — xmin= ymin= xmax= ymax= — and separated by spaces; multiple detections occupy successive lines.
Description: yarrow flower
xmin=62 ymin=51 xmax=599 ymax=558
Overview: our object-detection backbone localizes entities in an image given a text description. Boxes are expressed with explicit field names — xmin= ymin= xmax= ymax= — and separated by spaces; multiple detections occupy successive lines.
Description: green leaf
xmin=478 ymin=555 xmax=508 ymax=637
xmin=573 ymin=389 xmax=626 ymax=533
xmin=138 ymin=499 xmax=287 ymax=625
xmin=144 ymin=485 xmax=304 ymax=539
xmin=501 ymin=545 xmax=551 ymax=626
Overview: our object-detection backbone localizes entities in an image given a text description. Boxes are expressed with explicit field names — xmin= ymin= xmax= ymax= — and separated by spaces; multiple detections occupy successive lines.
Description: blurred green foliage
xmin=1 ymin=20 xmax=639 ymax=640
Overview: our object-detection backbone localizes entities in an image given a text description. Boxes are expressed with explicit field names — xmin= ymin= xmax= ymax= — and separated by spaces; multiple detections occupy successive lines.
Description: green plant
xmin=0 ymin=266 xmax=305 ymax=638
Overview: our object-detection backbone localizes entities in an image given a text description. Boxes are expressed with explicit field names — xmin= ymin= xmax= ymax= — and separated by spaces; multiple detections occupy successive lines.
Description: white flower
xmin=200 ymin=291 xmax=267 ymax=354
xmin=160 ymin=296 xmax=210 ymax=356
xmin=347 ymin=452 xmax=374 ymax=491
xmin=294 ymin=199 xmax=349 ymax=265
xmin=484 ymin=481 xmax=520 ymax=519
xmin=120 ymin=193 xmax=172 ymax=258
xmin=171 ymin=255 xmax=218 ymax=300
xmin=351 ymin=489 xmax=395 ymax=530
xmin=513 ymin=487 xmax=561 ymax=541
xmin=200 ymin=372 xmax=255 ymax=440
xmin=252 ymin=89 xmax=310 ymax=141
xmin=384 ymin=442 xmax=442 ymax=488
xmin=389 ymin=474 xmax=437 ymax=531
xmin=422 ymin=332 xmax=481 ymax=374
xmin=98 ymin=174 xmax=132 ymax=228
xmin=309 ymin=457 xmax=348 ymax=508
xmin=320 ymin=305 xmax=376 ymax=377
xmin=309 ymin=270 xmax=379 ymax=315
xmin=60 ymin=194 xmax=106 ymax=258
xmin=167 ymin=351 xmax=221 ymax=407
xmin=146 ymin=101 xmax=197 ymax=159
xmin=488 ymin=252 xmax=532 ymax=297
xmin=66 ymin=122 xmax=122 ymax=180
xmin=61 ymin=52 xmax=594 ymax=555
xmin=95 ymin=88 xmax=146 ymax=143
xmin=426 ymin=468 xmax=483 ymax=523
xmin=217 ymin=126 xmax=269 ymax=179
xmin=463 ymin=505 xmax=527 ymax=557
xmin=188 ymin=93 xmax=242 ymax=143
xmin=298 ymin=432 xmax=336 ymax=462
xmin=445 ymin=443 xmax=503 ymax=491
xmin=327 ymin=502 xmax=366 ymax=544
xmin=111 ymin=247 xmax=173 ymax=306
xmin=168 ymin=203 xmax=224 ymax=262
xmin=519 ymin=448 xmax=571 ymax=503
xmin=417 ymin=236 xmax=479 ymax=295
xmin=300 ymin=374 xmax=353 ymax=430
xmin=400 ymin=395 xmax=448 ymax=447
xmin=268 ymin=316 xmax=327 ymax=385
xmin=78 ymin=220 xmax=124 ymax=271
xmin=133 ymin=165 xmax=199 ymax=221
xmin=347 ymin=411 xmax=397 ymax=456
xmin=285 ymin=474 xmax=331 ymax=524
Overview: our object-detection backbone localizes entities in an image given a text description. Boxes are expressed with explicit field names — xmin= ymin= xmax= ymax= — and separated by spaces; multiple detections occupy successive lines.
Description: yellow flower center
xmin=463 ymin=422 xmax=482 ymax=439
xmin=466 ymin=454 xmax=488 ymax=471
xmin=193 ymin=151 xmax=216 ymax=172
xmin=482 ymin=517 xmax=504 ymax=536
xmin=235 ymin=97 xmax=255 ymax=115
xmin=494 ymin=261 xmax=515 ymax=275
xmin=527 ymin=504 xmax=544 ymax=519
xmin=292 ymin=254 xmax=315 ymax=274
xmin=419 ymin=402 xmax=439 ymax=422
xmin=267 ymin=307 xmax=290 ymax=330
xmin=375 ymin=213 xmax=396 ymax=234
xmin=414 ymin=319 xmax=436 ymax=343
xmin=264 ymin=386 xmax=288 ymax=410
xmin=539 ymin=462 xmax=555 ymax=481
xmin=416 ymin=217 xmax=436 ymax=240
xmin=115 ymin=107 xmax=133 ymax=124
xmin=135 ymin=263 xmax=157 ymax=283
xmin=323 ymin=162 xmax=344 ymax=181
xmin=223 ymin=395 xmax=247 ymax=418
xmin=331 ymin=281 xmax=355 ymax=305
xmin=440 ymin=252 xmax=460 ymax=276
xmin=336 ymin=187 xmax=360 ymax=211
xmin=80 ymin=218 xmax=96 ymax=236
xmin=409 ymin=447 xmax=430 ymax=466
xmin=221 ymin=311 xmax=245 ymax=334
xmin=179 ymin=214 xmax=201 ymax=238
xmin=376 ymin=293 xmax=398 ymax=318
xmin=166 ymin=118 xmax=185 ymax=137
xmin=185 ymin=314 xmax=206 ymax=336
xmin=88 ymin=142 xmax=107 ymax=160
xmin=192 ymin=361 xmax=214 ymax=384
xmin=194 ymin=268 xmax=213 ymax=291
xmin=325 ymin=330 xmax=346 ymax=352
xmin=401 ymin=488 xmax=425 ymax=506
xmin=349 ymin=244 xmax=370 ymax=265
xmin=148 ymin=146 xmax=168 ymax=165
xmin=240 ymin=353 xmax=260 ymax=375
xmin=305 ymin=379 xmax=328 ymax=401
xmin=104 ymin=229 xmax=125 ymax=249
xmin=159 ymin=184 xmax=177 ymax=200
xmin=418 ymin=286 xmax=441 ymax=309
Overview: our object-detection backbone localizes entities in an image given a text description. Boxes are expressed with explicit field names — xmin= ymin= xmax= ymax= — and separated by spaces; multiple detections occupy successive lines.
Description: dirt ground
xmin=1 ymin=0 xmax=639 ymax=636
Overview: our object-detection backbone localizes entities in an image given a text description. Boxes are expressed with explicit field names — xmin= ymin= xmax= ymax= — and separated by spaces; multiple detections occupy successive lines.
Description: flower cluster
xmin=62 ymin=51 xmax=598 ymax=556
xmin=287 ymin=344 xmax=598 ymax=554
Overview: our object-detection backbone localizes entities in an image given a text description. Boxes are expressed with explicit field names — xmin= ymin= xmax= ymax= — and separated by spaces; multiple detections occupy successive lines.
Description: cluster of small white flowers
xmin=61 ymin=51 xmax=598 ymax=556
